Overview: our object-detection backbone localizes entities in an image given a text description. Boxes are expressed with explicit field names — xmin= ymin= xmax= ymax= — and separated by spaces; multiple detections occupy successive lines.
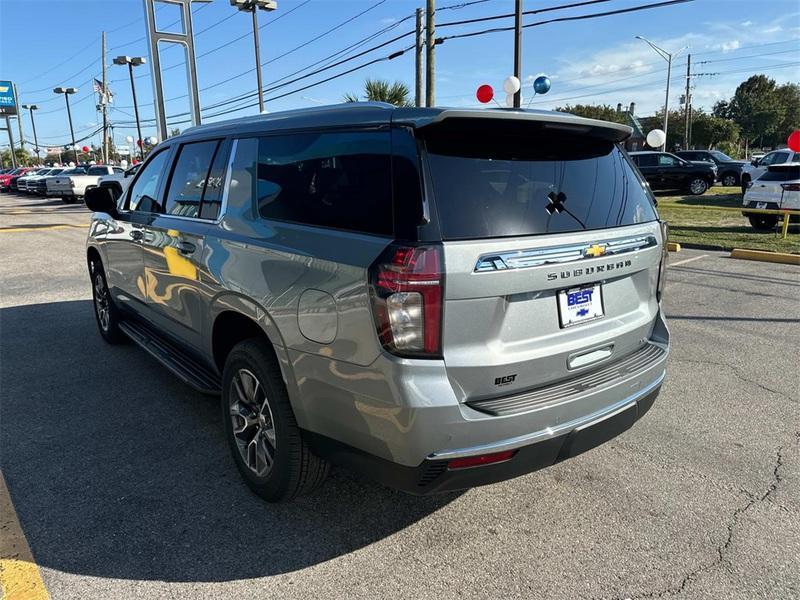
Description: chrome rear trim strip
xmin=474 ymin=234 xmax=658 ymax=272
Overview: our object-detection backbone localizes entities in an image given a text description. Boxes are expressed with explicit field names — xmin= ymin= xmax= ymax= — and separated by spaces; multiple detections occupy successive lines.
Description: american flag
xmin=94 ymin=79 xmax=113 ymax=103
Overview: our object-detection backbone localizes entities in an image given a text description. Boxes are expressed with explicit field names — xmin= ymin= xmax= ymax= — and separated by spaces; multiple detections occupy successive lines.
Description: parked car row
xmin=628 ymin=151 xmax=717 ymax=195
xmin=0 ymin=164 xmax=128 ymax=203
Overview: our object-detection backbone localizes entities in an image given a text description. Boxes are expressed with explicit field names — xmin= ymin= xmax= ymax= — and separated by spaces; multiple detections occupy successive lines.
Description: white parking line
xmin=669 ymin=254 xmax=708 ymax=267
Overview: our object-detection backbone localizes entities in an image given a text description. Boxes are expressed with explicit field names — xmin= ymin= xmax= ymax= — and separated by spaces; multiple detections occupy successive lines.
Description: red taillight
xmin=781 ymin=183 xmax=800 ymax=191
xmin=447 ymin=450 xmax=516 ymax=470
xmin=369 ymin=244 xmax=444 ymax=358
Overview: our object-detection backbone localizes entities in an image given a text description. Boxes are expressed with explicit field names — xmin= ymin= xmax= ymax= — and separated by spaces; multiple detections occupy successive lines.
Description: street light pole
xmin=54 ymin=87 xmax=79 ymax=164
xmin=635 ymin=36 xmax=687 ymax=152
xmin=114 ymin=56 xmax=147 ymax=161
xmin=230 ymin=0 xmax=277 ymax=114
xmin=21 ymin=104 xmax=39 ymax=163
xmin=513 ymin=0 xmax=523 ymax=108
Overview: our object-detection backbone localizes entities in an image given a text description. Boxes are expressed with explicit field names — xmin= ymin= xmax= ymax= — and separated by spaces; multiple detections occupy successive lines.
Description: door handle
xmin=176 ymin=241 xmax=196 ymax=254
xmin=130 ymin=230 xmax=143 ymax=241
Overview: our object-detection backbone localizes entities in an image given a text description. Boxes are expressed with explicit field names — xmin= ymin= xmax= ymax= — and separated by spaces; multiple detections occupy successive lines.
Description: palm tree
xmin=344 ymin=79 xmax=412 ymax=107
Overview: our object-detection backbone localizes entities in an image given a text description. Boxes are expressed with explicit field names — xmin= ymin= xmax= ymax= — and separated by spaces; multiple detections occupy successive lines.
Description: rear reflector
xmin=447 ymin=450 xmax=516 ymax=470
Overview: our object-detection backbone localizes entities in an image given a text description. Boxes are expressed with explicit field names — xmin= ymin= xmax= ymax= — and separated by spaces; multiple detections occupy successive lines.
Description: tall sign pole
xmin=0 ymin=80 xmax=19 ymax=168
xmin=144 ymin=0 xmax=202 ymax=141
xmin=513 ymin=0 xmax=523 ymax=108
xmin=684 ymin=54 xmax=691 ymax=150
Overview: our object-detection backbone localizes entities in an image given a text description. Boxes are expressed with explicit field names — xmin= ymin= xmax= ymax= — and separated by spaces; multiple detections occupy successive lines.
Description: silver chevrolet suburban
xmin=84 ymin=103 xmax=669 ymax=502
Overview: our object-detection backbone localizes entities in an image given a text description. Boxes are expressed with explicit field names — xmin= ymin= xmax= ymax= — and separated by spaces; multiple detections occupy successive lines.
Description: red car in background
xmin=0 ymin=168 xmax=35 ymax=192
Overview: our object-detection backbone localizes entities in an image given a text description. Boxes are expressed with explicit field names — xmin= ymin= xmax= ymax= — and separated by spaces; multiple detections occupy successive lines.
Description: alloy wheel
xmin=722 ymin=174 xmax=737 ymax=187
xmin=93 ymin=272 xmax=110 ymax=331
xmin=229 ymin=368 xmax=276 ymax=477
xmin=690 ymin=179 xmax=707 ymax=195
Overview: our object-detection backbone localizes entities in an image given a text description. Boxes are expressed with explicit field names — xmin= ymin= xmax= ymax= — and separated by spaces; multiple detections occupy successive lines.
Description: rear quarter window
xmin=255 ymin=130 xmax=392 ymax=235
xmin=422 ymin=121 xmax=658 ymax=240
xmin=758 ymin=167 xmax=800 ymax=181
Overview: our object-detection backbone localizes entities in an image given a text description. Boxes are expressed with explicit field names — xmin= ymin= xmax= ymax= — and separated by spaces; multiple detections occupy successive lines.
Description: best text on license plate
xmin=558 ymin=284 xmax=604 ymax=328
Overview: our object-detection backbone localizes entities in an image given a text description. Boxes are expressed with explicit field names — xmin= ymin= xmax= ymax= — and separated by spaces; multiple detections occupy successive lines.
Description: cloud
xmin=740 ymin=20 xmax=752 ymax=26
xmin=761 ymin=25 xmax=783 ymax=34
xmin=379 ymin=17 xmax=398 ymax=25
xmin=714 ymin=40 xmax=741 ymax=52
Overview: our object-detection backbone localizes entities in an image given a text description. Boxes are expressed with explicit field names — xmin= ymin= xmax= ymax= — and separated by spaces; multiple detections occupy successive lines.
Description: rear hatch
xmin=745 ymin=164 xmax=800 ymax=209
xmin=419 ymin=115 xmax=664 ymax=402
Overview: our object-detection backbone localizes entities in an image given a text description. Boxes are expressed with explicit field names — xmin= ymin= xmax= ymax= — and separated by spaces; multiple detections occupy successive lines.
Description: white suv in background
xmin=742 ymin=163 xmax=800 ymax=230
xmin=741 ymin=149 xmax=799 ymax=191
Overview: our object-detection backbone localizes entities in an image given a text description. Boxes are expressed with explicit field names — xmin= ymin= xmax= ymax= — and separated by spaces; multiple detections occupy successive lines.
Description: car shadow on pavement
xmin=0 ymin=300 xmax=461 ymax=582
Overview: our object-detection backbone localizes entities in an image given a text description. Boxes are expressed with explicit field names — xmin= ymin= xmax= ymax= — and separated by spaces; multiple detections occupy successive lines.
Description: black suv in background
xmin=675 ymin=150 xmax=746 ymax=187
xmin=629 ymin=151 xmax=717 ymax=195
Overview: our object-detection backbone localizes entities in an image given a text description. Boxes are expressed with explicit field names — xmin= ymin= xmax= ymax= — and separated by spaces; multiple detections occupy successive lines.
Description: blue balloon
xmin=533 ymin=75 xmax=551 ymax=95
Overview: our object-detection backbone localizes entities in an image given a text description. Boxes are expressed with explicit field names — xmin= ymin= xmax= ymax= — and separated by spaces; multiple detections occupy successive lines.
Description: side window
xmin=87 ymin=166 xmax=108 ymax=176
xmin=255 ymin=131 xmax=393 ymax=235
xmin=164 ymin=140 xmax=220 ymax=218
xmin=658 ymin=154 xmax=678 ymax=167
xmin=770 ymin=152 xmax=790 ymax=165
xmin=128 ymin=150 xmax=171 ymax=213
xmin=636 ymin=154 xmax=657 ymax=167
xmin=113 ymin=167 xmax=124 ymax=174
xmin=199 ymin=141 xmax=229 ymax=220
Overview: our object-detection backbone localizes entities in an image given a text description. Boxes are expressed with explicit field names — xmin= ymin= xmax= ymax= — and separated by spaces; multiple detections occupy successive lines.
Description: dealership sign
xmin=0 ymin=81 xmax=18 ymax=115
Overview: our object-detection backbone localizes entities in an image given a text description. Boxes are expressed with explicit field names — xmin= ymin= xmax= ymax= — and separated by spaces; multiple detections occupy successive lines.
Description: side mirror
xmin=751 ymin=159 xmax=759 ymax=166
xmin=85 ymin=186 xmax=118 ymax=217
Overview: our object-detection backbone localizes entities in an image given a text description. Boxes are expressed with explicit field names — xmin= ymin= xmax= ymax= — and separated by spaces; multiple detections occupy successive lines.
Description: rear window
xmin=759 ymin=166 xmax=800 ymax=181
xmin=423 ymin=122 xmax=657 ymax=240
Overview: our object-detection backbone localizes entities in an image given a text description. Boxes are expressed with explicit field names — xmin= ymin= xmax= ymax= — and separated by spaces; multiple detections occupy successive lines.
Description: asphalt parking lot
xmin=1 ymin=192 xmax=798 ymax=600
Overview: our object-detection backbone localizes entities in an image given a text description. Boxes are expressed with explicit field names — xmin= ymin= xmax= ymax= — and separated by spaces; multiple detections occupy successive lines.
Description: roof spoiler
xmin=394 ymin=108 xmax=632 ymax=143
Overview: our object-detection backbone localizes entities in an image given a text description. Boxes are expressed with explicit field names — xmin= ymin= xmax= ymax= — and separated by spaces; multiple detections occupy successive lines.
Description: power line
xmin=438 ymin=0 xmax=695 ymax=42
xmin=437 ymin=0 xmax=612 ymax=27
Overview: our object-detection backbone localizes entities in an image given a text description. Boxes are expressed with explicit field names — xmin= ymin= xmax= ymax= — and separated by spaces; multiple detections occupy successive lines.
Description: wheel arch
xmin=208 ymin=295 xmax=307 ymax=426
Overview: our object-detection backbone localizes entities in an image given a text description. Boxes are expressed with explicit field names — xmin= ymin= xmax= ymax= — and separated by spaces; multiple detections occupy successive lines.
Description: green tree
xmin=554 ymin=104 xmax=628 ymax=124
xmin=774 ymin=83 xmax=800 ymax=146
xmin=690 ymin=111 xmax=740 ymax=149
xmin=0 ymin=147 xmax=31 ymax=167
xmin=725 ymin=75 xmax=786 ymax=147
xmin=344 ymin=79 xmax=412 ymax=106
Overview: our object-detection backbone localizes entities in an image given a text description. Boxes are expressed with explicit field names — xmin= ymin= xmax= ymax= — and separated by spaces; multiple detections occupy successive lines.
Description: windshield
xmin=710 ymin=151 xmax=733 ymax=162
xmin=422 ymin=121 xmax=658 ymax=240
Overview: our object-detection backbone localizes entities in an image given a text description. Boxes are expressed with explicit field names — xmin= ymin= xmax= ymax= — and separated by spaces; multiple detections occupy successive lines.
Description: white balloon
xmin=506 ymin=94 xmax=515 ymax=108
xmin=646 ymin=129 xmax=666 ymax=148
xmin=68 ymin=161 xmax=75 ymax=167
xmin=121 ymin=160 xmax=128 ymax=168
xmin=148 ymin=136 xmax=158 ymax=145
xmin=126 ymin=135 xmax=134 ymax=143
xmin=503 ymin=75 xmax=521 ymax=95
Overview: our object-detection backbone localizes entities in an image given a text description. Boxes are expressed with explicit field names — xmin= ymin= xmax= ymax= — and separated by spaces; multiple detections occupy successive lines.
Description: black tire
xmin=687 ymin=177 xmax=709 ymax=195
xmin=748 ymin=215 xmax=778 ymax=231
xmin=721 ymin=172 xmax=739 ymax=187
xmin=89 ymin=258 xmax=126 ymax=344
xmin=741 ymin=176 xmax=751 ymax=195
xmin=222 ymin=339 xmax=329 ymax=502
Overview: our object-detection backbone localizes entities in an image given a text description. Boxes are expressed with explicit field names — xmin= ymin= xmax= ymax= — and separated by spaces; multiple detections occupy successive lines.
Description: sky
xmin=0 ymin=0 xmax=798 ymax=155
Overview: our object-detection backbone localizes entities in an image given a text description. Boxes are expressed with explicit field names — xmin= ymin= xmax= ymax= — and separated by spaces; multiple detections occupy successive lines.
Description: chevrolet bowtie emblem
xmin=585 ymin=244 xmax=607 ymax=258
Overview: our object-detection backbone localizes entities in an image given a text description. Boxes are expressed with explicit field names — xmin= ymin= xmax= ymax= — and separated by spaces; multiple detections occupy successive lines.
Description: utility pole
xmin=415 ymin=8 xmax=424 ymax=107
xmin=425 ymin=0 xmax=435 ymax=107
xmin=102 ymin=31 xmax=109 ymax=164
xmin=513 ymin=0 xmax=523 ymax=108
xmin=21 ymin=104 xmax=39 ymax=162
xmin=54 ymin=87 xmax=79 ymax=164
xmin=684 ymin=54 xmax=691 ymax=150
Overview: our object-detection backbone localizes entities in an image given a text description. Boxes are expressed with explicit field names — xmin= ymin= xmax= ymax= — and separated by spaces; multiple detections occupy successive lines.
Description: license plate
xmin=557 ymin=284 xmax=604 ymax=328
xmin=756 ymin=202 xmax=768 ymax=209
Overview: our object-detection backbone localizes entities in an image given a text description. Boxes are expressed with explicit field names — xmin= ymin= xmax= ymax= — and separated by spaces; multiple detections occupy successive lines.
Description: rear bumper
xmin=307 ymin=378 xmax=662 ymax=495
xmin=291 ymin=308 xmax=669 ymax=491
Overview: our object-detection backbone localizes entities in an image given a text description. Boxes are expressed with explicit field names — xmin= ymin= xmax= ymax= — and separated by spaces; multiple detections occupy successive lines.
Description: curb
xmin=730 ymin=249 xmax=800 ymax=265
xmin=667 ymin=242 xmax=681 ymax=252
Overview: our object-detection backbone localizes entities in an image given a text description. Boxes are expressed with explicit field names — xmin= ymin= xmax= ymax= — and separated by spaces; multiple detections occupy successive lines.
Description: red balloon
xmin=82 ymin=146 xmax=90 ymax=153
xmin=137 ymin=139 xmax=143 ymax=147
xmin=476 ymin=84 xmax=494 ymax=104
xmin=788 ymin=130 xmax=800 ymax=152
